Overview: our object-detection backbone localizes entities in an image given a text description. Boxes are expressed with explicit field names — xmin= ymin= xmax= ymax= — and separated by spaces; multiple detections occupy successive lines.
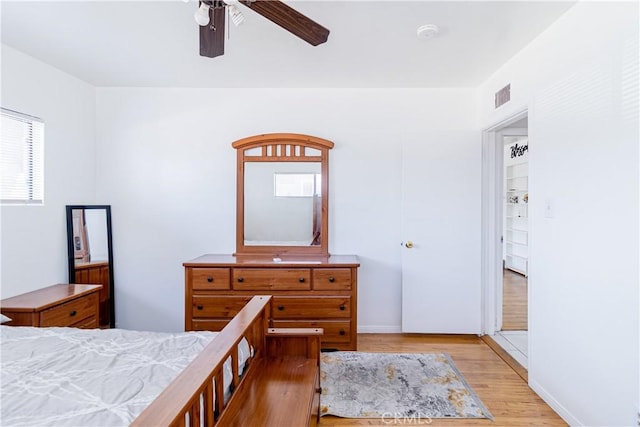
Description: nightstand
xmin=1 ymin=284 xmax=102 ymax=328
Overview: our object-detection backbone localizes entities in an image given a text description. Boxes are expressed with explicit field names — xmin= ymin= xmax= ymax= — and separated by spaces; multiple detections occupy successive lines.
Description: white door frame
xmin=481 ymin=109 xmax=528 ymax=336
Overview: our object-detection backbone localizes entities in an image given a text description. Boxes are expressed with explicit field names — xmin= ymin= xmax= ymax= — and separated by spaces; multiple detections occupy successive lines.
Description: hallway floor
xmin=502 ymin=268 xmax=527 ymax=330
xmin=493 ymin=268 xmax=528 ymax=369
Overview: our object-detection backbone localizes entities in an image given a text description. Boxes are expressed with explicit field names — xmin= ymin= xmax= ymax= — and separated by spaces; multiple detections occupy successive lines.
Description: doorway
xmin=481 ymin=111 xmax=529 ymax=369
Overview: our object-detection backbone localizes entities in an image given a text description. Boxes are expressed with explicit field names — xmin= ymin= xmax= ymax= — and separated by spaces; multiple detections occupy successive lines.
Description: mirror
xmin=233 ymin=133 xmax=334 ymax=256
xmin=66 ymin=205 xmax=114 ymax=327
xmin=244 ymin=162 xmax=322 ymax=246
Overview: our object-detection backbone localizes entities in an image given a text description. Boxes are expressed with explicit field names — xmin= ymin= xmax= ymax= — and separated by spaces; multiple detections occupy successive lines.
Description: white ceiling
xmin=1 ymin=1 xmax=576 ymax=88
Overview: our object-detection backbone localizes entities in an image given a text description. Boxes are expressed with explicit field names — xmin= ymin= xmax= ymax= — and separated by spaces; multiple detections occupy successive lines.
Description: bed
xmin=1 ymin=295 xmax=277 ymax=426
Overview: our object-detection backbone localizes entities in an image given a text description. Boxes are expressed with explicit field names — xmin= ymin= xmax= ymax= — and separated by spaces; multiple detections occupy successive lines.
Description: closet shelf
xmin=505 ymin=159 xmax=528 ymax=276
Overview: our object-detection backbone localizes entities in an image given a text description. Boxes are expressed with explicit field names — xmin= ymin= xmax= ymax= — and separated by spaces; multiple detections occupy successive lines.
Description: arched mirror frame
xmin=233 ymin=133 xmax=334 ymax=257
xmin=65 ymin=205 xmax=115 ymax=328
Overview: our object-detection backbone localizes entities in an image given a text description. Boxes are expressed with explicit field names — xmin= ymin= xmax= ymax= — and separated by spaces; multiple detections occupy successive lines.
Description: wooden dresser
xmin=1 ymin=284 xmax=101 ymax=328
xmin=184 ymin=254 xmax=359 ymax=350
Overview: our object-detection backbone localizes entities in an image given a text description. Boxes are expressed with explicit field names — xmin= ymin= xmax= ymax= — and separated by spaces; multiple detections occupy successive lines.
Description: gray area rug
xmin=320 ymin=352 xmax=492 ymax=420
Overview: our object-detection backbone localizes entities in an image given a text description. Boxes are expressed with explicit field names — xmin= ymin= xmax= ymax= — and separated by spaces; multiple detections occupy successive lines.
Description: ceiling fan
xmin=194 ymin=0 xmax=330 ymax=58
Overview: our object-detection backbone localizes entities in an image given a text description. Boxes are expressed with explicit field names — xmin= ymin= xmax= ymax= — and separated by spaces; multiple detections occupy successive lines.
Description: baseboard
xmin=483 ymin=335 xmax=582 ymax=425
xmin=357 ymin=325 xmax=402 ymax=333
xmin=529 ymin=379 xmax=583 ymax=426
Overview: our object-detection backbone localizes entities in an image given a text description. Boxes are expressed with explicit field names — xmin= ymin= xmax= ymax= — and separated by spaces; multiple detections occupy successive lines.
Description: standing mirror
xmin=66 ymin=205 xmax=114 ymax=328
xmin=233 ymin=133 xmax=334 ymax=257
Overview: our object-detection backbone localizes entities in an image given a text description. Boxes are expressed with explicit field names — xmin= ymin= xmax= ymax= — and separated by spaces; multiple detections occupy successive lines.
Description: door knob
xmin=404 ymin=241 xmax=414 ymax=249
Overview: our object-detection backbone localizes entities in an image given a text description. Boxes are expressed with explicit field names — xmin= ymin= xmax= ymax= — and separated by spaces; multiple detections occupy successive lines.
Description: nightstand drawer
xmin=271 ymin=297 xmax=351 ymax=319
xmin=232 ymin=269 xmax=311 ymax=290
xmin=40 ymin=293 xmax=98 ymax=327
xmin=313 ymin=268 xmax=352 ymax=290
xmin=191 ymin=268 xmax=231 ymax=290
xmin=192 ymin=296 xmax=252 ymax=318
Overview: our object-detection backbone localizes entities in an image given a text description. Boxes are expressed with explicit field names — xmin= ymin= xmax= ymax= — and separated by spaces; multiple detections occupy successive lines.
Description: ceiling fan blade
xmin=239 ymin=0 xmax=329 ymax=46
xmin=200 ymin=5 xmax=226 ymax=58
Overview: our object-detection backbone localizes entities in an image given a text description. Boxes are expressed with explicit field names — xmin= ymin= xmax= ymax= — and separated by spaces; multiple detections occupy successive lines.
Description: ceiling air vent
xmin=495 ymin=84 xmax=511 ymax=109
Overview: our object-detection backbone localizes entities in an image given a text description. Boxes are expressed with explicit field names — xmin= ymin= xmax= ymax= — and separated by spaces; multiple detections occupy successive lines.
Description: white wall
xmin=0 ymin=45 xmax=97 ymax=298
xmin=95 ymin=88 xmax=479 ymax=333
xmin=478 ymin=2 xmax=639 ymax=425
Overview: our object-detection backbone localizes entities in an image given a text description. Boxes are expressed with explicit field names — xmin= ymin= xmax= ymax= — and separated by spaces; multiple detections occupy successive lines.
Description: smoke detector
xmin=417 ymin=24 xmax=439 ymax=39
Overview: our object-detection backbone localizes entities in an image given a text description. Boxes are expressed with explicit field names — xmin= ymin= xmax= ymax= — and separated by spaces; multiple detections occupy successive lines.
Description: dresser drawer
xmin=191 ymin=319 xmax=230 ymax=331
xmin=192 ymin=296 xmax=252 ymax=318
xmin=273 ymin=320 xmax=352 ymax=343
xmin=71 ymin=316 xmax=98 ymax=329
xmin=313 ymin=268 xmax=352 ymax=290
xmin=232 ymin=269 xmax=311 ymax=291
xmin=271 ymin=297 xmax=351 ymax=319
xmin=40 ymin=293 xmax=98 ymax=327
xmin=191 ymin=268 xmax=231 ymax=290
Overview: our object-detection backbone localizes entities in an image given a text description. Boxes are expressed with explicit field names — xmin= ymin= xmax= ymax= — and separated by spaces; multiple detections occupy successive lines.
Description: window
xmin=274 ymin=173 xmax=321 ymax=197
xmin=1 ymin=108 xmax=44 ymax=204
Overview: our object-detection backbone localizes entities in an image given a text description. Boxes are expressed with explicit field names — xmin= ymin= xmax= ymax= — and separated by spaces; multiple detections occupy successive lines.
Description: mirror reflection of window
xmin=274 ymin=173 xmax=321 ymax=197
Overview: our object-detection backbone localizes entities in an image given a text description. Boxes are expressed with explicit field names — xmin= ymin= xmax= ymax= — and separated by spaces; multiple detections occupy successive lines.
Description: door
xmin=401 ymin=132 xmax=481 ymax=333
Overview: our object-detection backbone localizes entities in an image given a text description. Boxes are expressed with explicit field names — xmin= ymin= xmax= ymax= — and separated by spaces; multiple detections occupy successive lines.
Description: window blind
xmin=1 ymin=108 xmax=44 ymax=204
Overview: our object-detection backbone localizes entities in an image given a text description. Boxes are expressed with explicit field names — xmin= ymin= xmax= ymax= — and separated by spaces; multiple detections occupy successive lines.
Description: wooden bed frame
xmin=131 ymin=295 xmax=322 ymax=427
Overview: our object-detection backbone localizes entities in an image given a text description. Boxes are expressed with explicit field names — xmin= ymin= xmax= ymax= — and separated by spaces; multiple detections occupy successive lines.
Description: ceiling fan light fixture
xmin=228 ymin=5 xmax=245 ymax=26
xmin=195 ymin=3 xmax=211 ymax=27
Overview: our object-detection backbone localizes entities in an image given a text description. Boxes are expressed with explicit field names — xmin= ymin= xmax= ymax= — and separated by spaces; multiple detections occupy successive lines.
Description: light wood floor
xmin=319 ymin=334 xmax=565 ymax=426
xmin=502 ymin=268 xmax=528 ymax=330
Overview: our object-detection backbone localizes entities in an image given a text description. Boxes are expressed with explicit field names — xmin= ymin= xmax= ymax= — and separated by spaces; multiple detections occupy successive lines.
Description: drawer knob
xmin=329 ymin=276 xmax=335 ymax=282
xmin=299 ymin=277 xmax=305 ymax=283
xmin=277 ymin=305 xmax=284 ymax=311
xmin=237 ymin=277 xmax=244 ymax=283
xmin=339 ymin=305 xmax=346 ymax=311
xmin=207 ymin=276 xmax=214 ymax=283
xmin=69 ymin=310 xmax=77 ymax=317
xmin=339 ymin=329 xmax=346 ymax=336
xmin=197 ymin=304 xmax=203 ymax=310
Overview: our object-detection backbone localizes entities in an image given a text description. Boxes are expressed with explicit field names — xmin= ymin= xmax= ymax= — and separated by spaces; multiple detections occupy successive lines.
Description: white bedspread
xmin=0 ymin=326 xmax=247 ymax=426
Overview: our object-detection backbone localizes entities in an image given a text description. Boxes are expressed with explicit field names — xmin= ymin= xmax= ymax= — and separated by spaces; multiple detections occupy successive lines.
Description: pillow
xmin=0 ymin=314 xmax=12 ymax=324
